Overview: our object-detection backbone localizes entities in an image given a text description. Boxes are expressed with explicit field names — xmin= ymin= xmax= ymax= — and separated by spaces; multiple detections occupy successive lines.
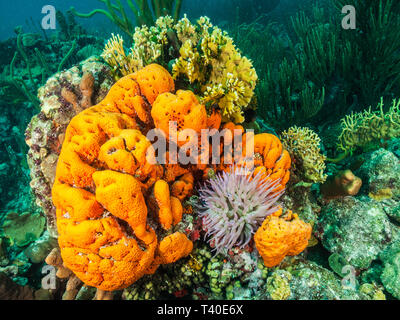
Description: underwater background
xmin=0 ymin=0 xmax=399 ymax=300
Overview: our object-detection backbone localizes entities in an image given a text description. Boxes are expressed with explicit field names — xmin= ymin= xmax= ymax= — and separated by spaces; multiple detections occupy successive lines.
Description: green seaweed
xmin=232 ymin=0 xmax=400 ymax=130
xmin=9 ymin=52 xmax=40 ymax=110
xmin=16 ymin=33 xmax=34 ymax=86
xmin=70 ymin=0 xmax=183 ymax=37
xmin=57 ymin=40 xmax=77 ymax=73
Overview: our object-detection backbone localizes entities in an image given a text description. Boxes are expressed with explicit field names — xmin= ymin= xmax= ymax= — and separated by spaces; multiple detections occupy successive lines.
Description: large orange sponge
xmin=52 ymin=64 xmax=193 ymax=291
xmin=254 ymin=208 xmax=312 ymax=267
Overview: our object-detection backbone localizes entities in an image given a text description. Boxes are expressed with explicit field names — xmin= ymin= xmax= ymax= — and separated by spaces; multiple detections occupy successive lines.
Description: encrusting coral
xmin=254 ymin=208 xmax=312 ymax=268
xmin=45 ymin=57 xmax=311 ymax=293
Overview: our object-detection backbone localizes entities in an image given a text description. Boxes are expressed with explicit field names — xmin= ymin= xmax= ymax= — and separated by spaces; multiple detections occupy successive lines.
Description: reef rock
xmin=281 ymin=260 xmax=384 ymax=300
xmin=24 ymin=231 xmax=58 ymax=264
xmin=2 ymin=212 xmax=46 ymax=247
xmin=0 ymin=272 xmax=34 ymax=300
xmin=356 ymin=149 xmax=400 ymax=200
xmin=379 ymin=239 xmax=400 ymax=299
xmin=317 ymin=196 xmax=396 ymax=269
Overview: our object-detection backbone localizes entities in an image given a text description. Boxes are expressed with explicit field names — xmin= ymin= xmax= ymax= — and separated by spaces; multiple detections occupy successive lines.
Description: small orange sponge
xmin=254 ymin=208 xmax=312 ymax=268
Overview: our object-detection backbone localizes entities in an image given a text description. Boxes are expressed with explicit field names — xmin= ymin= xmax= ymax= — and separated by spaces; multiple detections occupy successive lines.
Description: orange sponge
xmin=151 ymin=90 xmax=208 ymax=146
xmin=52 ymin=64 xmax=193 ymax=292
xmin=254 ymin=208 xmax=311 ymax=267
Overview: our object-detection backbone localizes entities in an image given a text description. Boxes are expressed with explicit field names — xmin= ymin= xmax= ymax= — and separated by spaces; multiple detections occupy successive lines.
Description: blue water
xmin=0 ymin=0 xmax=130 ymax=40
xmin=0 ymin=0 xmax=290 ymax=40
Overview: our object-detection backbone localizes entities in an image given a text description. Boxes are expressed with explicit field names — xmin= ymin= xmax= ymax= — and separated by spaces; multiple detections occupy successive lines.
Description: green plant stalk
xmin=10 ymin=51 xmax=40 ymax=111
xmin=71 ymin=0 xmax=134 ymax=36
xmin=58 ymin=40 xmax=77 ymax=73
xmin=152 ymin=0 xmax=162 ymax=18
xmin=326 ymin=151 xmax=350 ymax=163
xmin=173 ymin=0 xmax=182 ymax=20
xmin=104 ymin=0 xmax=133 ymax=32
xmin=34 ymin=48 xmax=50 ymax=85
xmin=9 ymin=52 xmax=40 ymax=110
xmin=16 ymin=33 xmax=35 ymax=86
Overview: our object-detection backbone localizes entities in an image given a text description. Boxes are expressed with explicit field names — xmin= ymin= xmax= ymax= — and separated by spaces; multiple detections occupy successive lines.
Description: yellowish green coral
xmin=338 ymin=98 xmax=400 ymax=153
xmin=102 ymin=15 xmax=258 ymax=123
xmin=266 ymin=270 xmax=292 ymax=300
xmin=172 ymin=16 xmax=258 ymax=123
xmin=359 ymin=283 xmax=386 ymax=300
xmin=102 ymin=17 xmax=175 ymax=78
xmin=281 ymin=126 xmax=327 ymax=183
xmin=102 ymin=34 xmax=139 ymax=77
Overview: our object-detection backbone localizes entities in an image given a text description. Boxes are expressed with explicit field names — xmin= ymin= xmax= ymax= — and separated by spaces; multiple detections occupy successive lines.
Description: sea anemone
xmin=198 ymin=166 xmax=284 ymax=254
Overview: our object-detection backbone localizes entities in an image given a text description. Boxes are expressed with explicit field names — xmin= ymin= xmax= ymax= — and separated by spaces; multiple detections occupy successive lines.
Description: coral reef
xmin=2 ymin=0 xmax=400 ymax=302
xmin=280 ymin=126 xmax=327 ymax=184
xmin=52 ymin=64 xmax=196 ymax=291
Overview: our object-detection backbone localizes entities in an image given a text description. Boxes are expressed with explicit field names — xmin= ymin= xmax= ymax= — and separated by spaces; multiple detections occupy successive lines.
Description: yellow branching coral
xmin=172 ymin=16 xmax=258 ymax=123
xmin=280 ymin=126 xmax=327 ymax=184
xmin=338 ymin=98 xmax=400 ymax=153
xmin=102 ymin=15 xmax=258 ymax=124
xmin=102 ymin=16 xmax=176 ymax=79
xmin=102 ymin=34 xmax=139 ymax=77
